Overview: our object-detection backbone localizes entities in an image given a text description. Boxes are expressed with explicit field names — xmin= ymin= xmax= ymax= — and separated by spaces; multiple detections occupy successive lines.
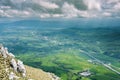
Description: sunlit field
xmin=0 ymin=19 xmax=120 ymax=80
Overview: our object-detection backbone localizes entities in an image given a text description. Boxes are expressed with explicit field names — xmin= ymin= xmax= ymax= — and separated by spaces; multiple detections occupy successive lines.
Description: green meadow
xmin=0 ymin=20 xmax=120 ymax=80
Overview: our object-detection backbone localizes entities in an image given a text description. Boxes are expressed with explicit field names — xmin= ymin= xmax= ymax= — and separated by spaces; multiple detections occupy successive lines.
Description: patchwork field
xmin=0 ymin=19 xmax=120 ymax=80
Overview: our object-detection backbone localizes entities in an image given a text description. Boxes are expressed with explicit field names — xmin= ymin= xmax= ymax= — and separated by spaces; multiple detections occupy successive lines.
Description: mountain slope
xmin=0 ymin=44 xmax=60 ymax=80
xmin=25 ymin=65 xmax=59 ymax=80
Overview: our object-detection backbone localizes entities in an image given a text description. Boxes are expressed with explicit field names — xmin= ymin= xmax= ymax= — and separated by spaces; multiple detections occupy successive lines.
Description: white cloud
xmin=114 ymin=3 xmax=120 ymax=10
xmin=0 ymin=6 xmax=11 ymax=9
xmin=83 ymin=0 xmax=101 ymax=11
xmin=107 ymin=0 xmax=120 ymax=4
xmin=38 ymin=13 xmax=51 ymax=18
xmin=62 ymin=2 xmax=90 ymax=18
xmin=0 ymin=0 xmax=120 ymax=18
xmin=33 ymin=0 xmax=59 ymax=9
xmin=0 ymin=9 xmax=11 ymax=17
xmin=3 ymin=9 xmax=31 ymax=18
xmin=10 ymin=0 xmax=26 ymax=3
xmin=51 ymin=14 xmax=63 ymax=18
xmin=102 ymin=12 xmax=111 ymax=17
xmin=62 ymin=2 xmax=79 ymax=17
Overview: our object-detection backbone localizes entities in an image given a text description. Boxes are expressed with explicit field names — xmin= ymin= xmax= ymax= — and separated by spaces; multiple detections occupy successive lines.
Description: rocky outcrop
xmin=0 ymin=44 xmax=27 ymax=80
xmin=0 ymin=45 xmax=7 ymax=58
xmin=0 ymin=44 xmax=60 ymax=80
xmin=9 ymin=72 xmax=20 ymax=80
xmin=17 ymin=60 xmax=26 ymax=77
xmin=10 ymin=58 xmax=17 ymax=71
xmin=10 ymin=59 xmax=26 ymax=77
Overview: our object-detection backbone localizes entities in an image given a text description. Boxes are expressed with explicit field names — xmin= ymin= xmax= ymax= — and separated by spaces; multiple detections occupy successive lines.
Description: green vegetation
xmin=18 ymin=49 xmax=120 ymax=80
xmin=0 ymin=19 xmax=120 ymax=80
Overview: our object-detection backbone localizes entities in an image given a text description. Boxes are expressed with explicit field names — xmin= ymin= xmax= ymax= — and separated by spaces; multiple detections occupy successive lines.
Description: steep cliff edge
xmin=0 ymin=44 xmax=60 ymax=80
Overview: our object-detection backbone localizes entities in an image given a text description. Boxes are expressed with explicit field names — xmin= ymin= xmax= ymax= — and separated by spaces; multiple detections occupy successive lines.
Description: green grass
xmin=17 ymin=49 xmax=120 ymax=80
xmin=1 ymin=25 xmax=120 ymax=80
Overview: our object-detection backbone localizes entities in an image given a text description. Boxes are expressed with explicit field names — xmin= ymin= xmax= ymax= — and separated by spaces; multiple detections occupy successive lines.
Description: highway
xmin=82 ymin=50 xmax=120 ymax=75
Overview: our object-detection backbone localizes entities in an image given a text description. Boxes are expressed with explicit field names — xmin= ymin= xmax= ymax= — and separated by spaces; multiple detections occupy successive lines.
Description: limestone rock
xmin=0 ymin=44 xmax=60 ymax=80
xmin=0 ymin=45 xmax=27 ymax=80
xmin=8 ymin=53 xmax=15 ymax=58
xmin=9 ymin=72 xmax=19 ymax=80
xmin=17 ymin=60 xmax=26 ymax=77
xmin=10 ymin=58 xmax=17 ymax=71
xmin=0 ymin=46 xmax=7 ymax=58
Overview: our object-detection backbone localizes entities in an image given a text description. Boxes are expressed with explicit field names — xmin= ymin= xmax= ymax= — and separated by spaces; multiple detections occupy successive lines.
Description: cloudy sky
xmin=0 ymin=0 xmax=120 ymax=18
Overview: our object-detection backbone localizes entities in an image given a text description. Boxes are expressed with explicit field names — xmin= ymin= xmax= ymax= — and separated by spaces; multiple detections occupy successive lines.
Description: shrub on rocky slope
xmin=0 ymin=44 xmax=60 ymax=80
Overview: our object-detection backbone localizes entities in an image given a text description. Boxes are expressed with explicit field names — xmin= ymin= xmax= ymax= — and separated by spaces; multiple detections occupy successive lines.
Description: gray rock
xmin=17 ymin=60 xmax=26 ymax=77
xmin=9 ymin=72 xmax=19 ymax=80
xmin=8 ymin=53 xmax=15 ymax=58
xmin=10 ymin=58 xmax=17 ymax=71
xmin=0 ymin=45 xmax=15 ymax=58
xmin=0 ymin=46 xmax=7 ymax=58
xmin=4 ymin=47 xmax=9 ymax=54
xmin=0 ymin=45 xmax=27 ymax=79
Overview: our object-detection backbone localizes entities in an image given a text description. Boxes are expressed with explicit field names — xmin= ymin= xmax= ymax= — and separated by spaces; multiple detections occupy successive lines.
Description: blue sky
xmin=0 ymin=0 xmax=120 ymax=18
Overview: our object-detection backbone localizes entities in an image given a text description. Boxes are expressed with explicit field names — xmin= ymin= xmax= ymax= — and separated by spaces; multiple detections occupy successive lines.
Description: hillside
xmin=0 ymin=44 xmax=60 ymax=80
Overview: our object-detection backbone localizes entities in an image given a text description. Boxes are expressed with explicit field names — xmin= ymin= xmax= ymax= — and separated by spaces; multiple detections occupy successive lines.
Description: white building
xmin=79 ymin=70 xmax=91 ymax=77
